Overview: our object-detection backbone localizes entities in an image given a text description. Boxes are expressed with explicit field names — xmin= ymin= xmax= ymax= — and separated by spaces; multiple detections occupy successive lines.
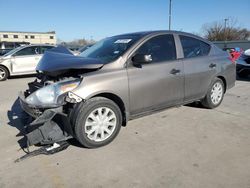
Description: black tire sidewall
xmin=0 ymin=66 xmax=9 ymax=81
xmin=204 ymin=78 xmax=225 ymax=108
xmin=74 ymin=97 xmax=122 ymax=148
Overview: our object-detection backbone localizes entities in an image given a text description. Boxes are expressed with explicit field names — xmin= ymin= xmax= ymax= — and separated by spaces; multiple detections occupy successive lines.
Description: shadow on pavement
xmin=67 ymin=138 xmax=85 ymax=148
xmin=236 ymin=75 xmax=250 ymax=82
xmin=185 ymin=101 xmax=207 ymax=109
xmin=9 ymin=74 xmax=36 ymax=80
xmin=7 ymin=98 xmax=29 ymax=148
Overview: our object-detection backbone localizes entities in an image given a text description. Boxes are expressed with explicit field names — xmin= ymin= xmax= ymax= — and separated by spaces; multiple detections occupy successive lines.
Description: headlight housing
xmin=26 ymin=79 xmax=81 ymax=107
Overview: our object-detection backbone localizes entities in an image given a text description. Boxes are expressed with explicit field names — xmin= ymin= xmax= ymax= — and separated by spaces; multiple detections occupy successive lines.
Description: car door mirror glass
xmin=132 ymin=54 xmax=152 ymax=64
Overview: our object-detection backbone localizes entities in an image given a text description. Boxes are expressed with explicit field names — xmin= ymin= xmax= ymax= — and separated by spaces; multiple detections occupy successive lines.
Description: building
xmin=0 ymin=31 xmax=56 ymax=50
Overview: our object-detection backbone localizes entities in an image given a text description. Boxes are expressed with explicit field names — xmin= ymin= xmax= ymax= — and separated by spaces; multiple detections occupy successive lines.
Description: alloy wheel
xmin=0 ymin=68 xmax=6 ymax=80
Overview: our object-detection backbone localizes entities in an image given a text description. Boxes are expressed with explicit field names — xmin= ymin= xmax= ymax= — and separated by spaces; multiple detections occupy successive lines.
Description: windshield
xmin=80 ymin=35 xmax=141 ymax=63
xmin=78 ymin=44 xmax=93 ymax=53
xmin=3 ymin=46 xmax=24 ymax=57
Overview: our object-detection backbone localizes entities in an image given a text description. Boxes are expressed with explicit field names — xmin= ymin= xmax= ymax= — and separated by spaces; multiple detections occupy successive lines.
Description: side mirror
xmin=132 ymin=54 xmax=152 ymax=64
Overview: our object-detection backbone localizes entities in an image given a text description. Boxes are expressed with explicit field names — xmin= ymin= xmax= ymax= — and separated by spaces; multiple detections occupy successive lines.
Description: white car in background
xmin=244 ymin=49 xmax=250 ymax=56
xmin=0 ymin=44 xmax=54 ymax=81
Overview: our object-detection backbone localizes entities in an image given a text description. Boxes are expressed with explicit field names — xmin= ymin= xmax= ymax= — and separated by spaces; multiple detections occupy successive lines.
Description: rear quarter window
xmin=180 ymin=35 xmax=211 ymax=58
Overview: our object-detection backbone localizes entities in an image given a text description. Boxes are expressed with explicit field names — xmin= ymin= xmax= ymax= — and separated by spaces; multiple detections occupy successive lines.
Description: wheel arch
xmin=217 ymin=75 xmax=227 ymax=93
xmin=0 ymin=64 xmax=10 ymax=78
xmin=91 ymin=92 xmax=128 ymax=126
xmin=0 ymin=64 xmax=10 ymax=79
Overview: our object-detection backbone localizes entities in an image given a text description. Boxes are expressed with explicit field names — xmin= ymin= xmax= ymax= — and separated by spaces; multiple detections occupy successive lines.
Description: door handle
xmin=170 ymin=69 xmax=180 ymax=75
xmin=209 ymin=63 xmax=216 ymax=68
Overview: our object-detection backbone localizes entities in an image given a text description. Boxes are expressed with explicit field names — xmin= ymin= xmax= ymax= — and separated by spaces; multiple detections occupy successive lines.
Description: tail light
xmin=228 ymin=51 xmax=242 ymax=64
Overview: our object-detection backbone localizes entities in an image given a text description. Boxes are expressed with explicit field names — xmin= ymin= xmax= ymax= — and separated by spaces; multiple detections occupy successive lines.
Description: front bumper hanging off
xmin=19 ymin=92 xmax=74 ymax=147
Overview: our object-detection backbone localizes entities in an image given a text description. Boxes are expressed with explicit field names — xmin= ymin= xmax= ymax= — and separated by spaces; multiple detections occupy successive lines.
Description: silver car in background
xmin=19 ymin=31 xmax=236 ymax=149
xmin=0 ymin=44 xmax=54 ymax=81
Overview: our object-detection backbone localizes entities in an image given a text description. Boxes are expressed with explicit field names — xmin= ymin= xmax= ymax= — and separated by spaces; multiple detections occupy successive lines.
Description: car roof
xmin=2 ymin=44 xmax=55 ymax=56
xmin=115 ymin=30 xmax=193 ymax=36
xmin=16 ymin=44 xmax=55 ymax=50
xmin=23 ymin=44 xmax=55 ymax=47
xmin=113 ymin=30 xmax=210 ymax=44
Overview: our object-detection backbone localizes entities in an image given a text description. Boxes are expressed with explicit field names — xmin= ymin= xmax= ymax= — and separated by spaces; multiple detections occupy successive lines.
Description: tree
xmin=202 ymin=18 xmax=250 ymax=41
xmin=63 ymin=38 xmax=96 ymax=48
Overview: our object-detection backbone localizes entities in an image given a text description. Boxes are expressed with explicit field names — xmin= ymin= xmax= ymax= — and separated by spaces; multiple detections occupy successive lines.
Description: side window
xmin=180 ymin=35 xmax=211 ymax=58
xmin=136 ymin=34 xmax=176 ymax=63
xmin=39 ymin=46 xmax=54 ymax=54
xmin=14 ymin=46 xmax=39 ymax=56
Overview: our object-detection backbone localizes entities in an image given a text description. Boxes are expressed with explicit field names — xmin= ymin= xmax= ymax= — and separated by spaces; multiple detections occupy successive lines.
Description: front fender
xmin=72 ymin=69 xmax=130 ymax=115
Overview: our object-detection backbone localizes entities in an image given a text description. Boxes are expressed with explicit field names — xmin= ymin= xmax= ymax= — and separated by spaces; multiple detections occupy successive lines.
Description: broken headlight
xmin=26 ymin=79 xmax=81 ymax=107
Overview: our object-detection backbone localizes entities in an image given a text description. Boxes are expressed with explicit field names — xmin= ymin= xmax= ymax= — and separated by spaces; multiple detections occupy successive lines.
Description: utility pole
xmin=169 ymin=0 xmax=172 ymax=30
xmin=224 ymin=18 xmax=229 ymax=48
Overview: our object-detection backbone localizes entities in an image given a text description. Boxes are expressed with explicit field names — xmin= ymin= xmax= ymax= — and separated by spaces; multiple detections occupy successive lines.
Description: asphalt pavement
xmin=0 ymin=76 xmax=250 ymax=188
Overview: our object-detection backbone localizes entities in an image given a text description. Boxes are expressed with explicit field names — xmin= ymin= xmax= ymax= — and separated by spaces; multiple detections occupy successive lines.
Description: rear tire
xmin=0 ymin=66 xmax=9 ymax=81
xmin=201 ymin=78 xmax=225 ymax=109
xmin=72 ymin=97 xmax=122 ymax=148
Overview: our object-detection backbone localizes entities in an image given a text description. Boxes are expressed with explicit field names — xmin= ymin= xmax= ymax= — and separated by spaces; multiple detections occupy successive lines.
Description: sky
xmin=0 ymin=0 xmax=249 ymax=42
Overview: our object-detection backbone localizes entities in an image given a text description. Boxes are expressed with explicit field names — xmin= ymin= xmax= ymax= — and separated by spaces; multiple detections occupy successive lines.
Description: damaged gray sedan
xmin=19 ymin=31 xmax=236 ymax=149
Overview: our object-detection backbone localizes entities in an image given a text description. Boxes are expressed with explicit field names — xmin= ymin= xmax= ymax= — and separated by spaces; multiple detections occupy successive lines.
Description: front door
xmin=11 ymin=46 xmax=41 ymax=74
xmin=127 ymin=34 xmax=184 ymax=115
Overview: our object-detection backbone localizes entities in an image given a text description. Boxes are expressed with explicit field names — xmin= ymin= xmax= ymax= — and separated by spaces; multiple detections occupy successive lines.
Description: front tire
xmin=0 ymin=66 xmax=9 ymax=81
xmin=201 ymin=78 xmax=225 ymax=109
xmin=72 ymin=97 xmax=122 ymax=148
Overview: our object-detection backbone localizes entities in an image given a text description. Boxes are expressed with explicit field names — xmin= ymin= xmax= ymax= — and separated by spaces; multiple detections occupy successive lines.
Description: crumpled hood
xmin=36 ymin=46 xmax=104 ymax=76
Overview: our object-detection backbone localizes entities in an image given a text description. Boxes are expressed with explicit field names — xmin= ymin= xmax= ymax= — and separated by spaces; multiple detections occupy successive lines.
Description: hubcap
xmin=211 ymin=82 xmax=223 ymax=105
xmin=0 ymin=68 xmax=6 ymax=79
xmin=84 ymin=107 xmax=117 ymax=142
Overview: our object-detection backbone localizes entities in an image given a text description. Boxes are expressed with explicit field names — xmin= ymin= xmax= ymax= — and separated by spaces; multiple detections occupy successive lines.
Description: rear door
xmin=127 ymin=34 xmax=184 ymax=115
xmin=179 ymin=35 xmax=215 ymax=102
xmin=11 ymin=46 xmax=41 ymax=74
